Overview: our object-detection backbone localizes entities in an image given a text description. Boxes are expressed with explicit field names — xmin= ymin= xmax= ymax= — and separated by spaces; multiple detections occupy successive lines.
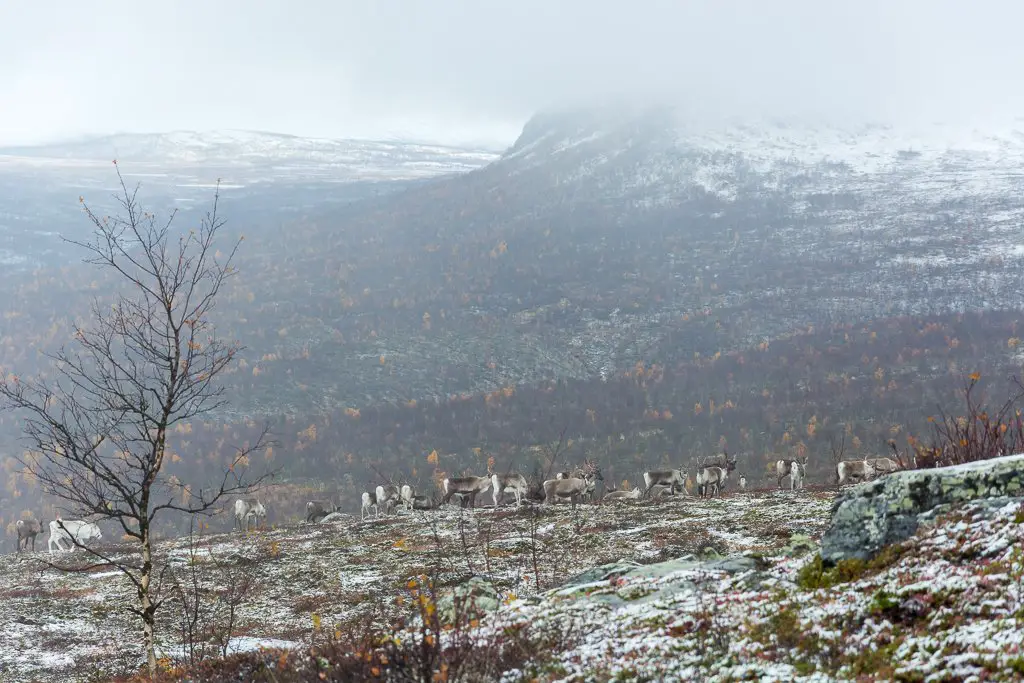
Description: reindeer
xmin=360 ymin=491 xmax=379 ymax=520
xmin=543 ymin=463 xmax=602 ymax=508
xmin=837 ymin=457 xmax=876 ymax=486
xmin=696 ymin=453 xmax=738 ymax=498
xmin=48 ymin=518 xmax=102 ymax=553
xmin=556 ymin=461 xmax=604 ymax=502
xmin=491 ymin=473 xmax=529 ymax=508
xmin=375 ymin=485 xmax=401 ymax=516
xmin=442 ymin=475 xmax=491 ymax=508
xmin=790 ymin=460 xmax=806 ymax=491
xmin=603 ymin=483 xmax=642 ymax=503
xmin=16 ymin=518 xmax=42 ymax=552
xmin=305 ymin=500 xmax=337 ymax=523
xmin=642 ymin=468 xmax=686 ymax=498
xmin=233 ymin=498 xmax=266 ymax=532
xmin=400 ymin=485 xmax=415 ymax=512
xmin=542 ymin=475 xmax=589 ymax=508
xmin=777 ymin=456 xmax=808 ymax=491
xmin=739 ymin=475 xmax=747 ymax=492
xmin=866 ymin=457 xmax=901 ymax=476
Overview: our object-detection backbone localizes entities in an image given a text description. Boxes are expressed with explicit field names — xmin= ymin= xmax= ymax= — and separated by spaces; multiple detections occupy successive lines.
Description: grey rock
xmin=552 ymin=554 xmax=758 ymax=607
xmin=563 ymin=560 xmax=642 ymax=587
xmin=436 ymin=576 xmax=500 ymax=624
xmin=781 ymin=533 xmax=817 ymax=557
xmin=319 ymin=512 xmax=347 ymax=524
xmin=820 ymin=453 xmax=1024 ymax=565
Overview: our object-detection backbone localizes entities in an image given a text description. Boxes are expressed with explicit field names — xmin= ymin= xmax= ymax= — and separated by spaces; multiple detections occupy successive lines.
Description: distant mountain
xmin=199 ymin=105 xmax=1024 ymax=409
xmin=0 ymin=130 xmax=501 ymax=182
xmin=0 ymin=130 xmax=502 ymax=272
xmin=5 ymin=106 xmax=1024 ymax=415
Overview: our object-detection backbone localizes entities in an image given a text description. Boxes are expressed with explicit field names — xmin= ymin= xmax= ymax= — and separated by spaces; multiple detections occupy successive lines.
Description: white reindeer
xmin=360 ymin=491 xmax=379 ymax=520
xmin=400 ymin=485 xmax=415 ymax=512
xmin=234 ymin=498 xmax=267 ymax=532
xmin=442 ymin=476 xmax=491 ymax=508
xmin=48 ymin=518 xmax=102 ymax=553
xmin=790 ymin=461 xmax=806 ymax=491
xmin=739 ymin=475 xmax=747 ymax=492
xmin=491 ymin=473 xmax=529 ymax=508
xmin=375 ymin=485 xmax=401 ymax=516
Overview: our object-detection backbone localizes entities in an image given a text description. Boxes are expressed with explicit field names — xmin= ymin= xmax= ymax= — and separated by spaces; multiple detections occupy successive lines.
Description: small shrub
xmin=796 ymin=544 xmax=907 ymax=591
xmin=796 ymin=555 xmax=866 ymax=590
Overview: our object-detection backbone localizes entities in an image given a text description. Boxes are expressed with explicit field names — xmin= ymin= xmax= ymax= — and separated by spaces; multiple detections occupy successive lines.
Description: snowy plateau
xmin=0 ymin=130 xmax=499 ymax=272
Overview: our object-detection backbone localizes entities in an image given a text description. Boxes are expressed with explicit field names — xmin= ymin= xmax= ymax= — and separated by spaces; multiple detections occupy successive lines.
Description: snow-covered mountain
xmin=497 ymin=105 xmax=1024 ymax=205
xmin=0 ymin=130 xmax=501 ymax=182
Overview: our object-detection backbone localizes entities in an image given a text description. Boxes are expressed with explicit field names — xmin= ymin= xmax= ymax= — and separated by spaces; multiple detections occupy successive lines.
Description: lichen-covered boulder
xmin=820 ymin=453 xmax=1024 ymax=565
xmin=436 ymin=576 xmax=499 ymax=624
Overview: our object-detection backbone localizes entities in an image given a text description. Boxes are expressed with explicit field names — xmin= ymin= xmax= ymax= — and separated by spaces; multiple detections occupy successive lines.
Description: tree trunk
xmin=141 ymin=528 xmax=158 ymax=677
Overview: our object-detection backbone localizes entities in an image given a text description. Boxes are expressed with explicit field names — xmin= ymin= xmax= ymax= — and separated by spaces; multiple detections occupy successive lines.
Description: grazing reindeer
xmin=48 ymin=518 xmax=102 ymax=553
xmin=777 ymin=456 xmax=808 ymax=491
xmin=837 ymin=457 xmax=876 ymax=486
xmin=234 ymin=498 xmax=266 ymax=532
xmin=305 ymin=500 xmax=337 ymax=523
xmin=16 ymin=518 xmax=42 ymax=552
xmin=375 ymin=485 xmax=401 ymax=516
xmin=556 ymin=462 xmax=604 ymax=502
xmin=400 ymin=485 xmax=415 ymax=511
xmin=697 ymin=453 xmax=738 ymax=498
xmin=542 ymin=475 xmax=589 ymax=508
xmin=642 ymin=468 xmax=686 ymax=498
xmin=543 ymin=463 xmax=602 ymax=508
xmin=442 ymin=475 xmax=491 ymax=508
xmin=360 ymin=491 xmax=379 ymax=520
xmin=739 ymin=475 xmax=747 ymax=492
xmin=491 ymin=473 xmax=529 ymax=508
xmin=790 ymin=461 xmax=806 ymax=491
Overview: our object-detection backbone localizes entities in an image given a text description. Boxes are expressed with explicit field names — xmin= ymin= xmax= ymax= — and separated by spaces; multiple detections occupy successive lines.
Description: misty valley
xmin=2 ymin=108 xmax=1024 ymax=681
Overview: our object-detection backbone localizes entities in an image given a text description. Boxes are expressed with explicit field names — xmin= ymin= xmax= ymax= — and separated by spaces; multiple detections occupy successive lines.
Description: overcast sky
xmin=3 ymin=1 xmax=1024 ymax=148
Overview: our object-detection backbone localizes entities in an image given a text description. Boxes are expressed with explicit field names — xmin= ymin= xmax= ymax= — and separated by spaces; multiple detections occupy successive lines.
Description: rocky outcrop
xmin=548 ymin=555 xmax=761 ymax=608
xmin=820 ymin=453 xmax=1024 ymax=565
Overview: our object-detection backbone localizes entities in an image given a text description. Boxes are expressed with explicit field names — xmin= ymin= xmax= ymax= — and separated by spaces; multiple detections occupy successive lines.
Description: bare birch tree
xmin=0 ymin=163 xmax=270 ymax=676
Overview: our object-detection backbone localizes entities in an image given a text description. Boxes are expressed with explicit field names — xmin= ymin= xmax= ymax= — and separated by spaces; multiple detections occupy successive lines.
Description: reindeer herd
xmin=9 ymin=450 xmax=908 ymax=553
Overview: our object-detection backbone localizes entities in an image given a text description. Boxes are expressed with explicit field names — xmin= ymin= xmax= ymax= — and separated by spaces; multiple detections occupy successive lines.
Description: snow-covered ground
xmin=0 ymin=491 xmax=831 ymax=682
xmin=1 ymin=489 xmax=1021 ymax=681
